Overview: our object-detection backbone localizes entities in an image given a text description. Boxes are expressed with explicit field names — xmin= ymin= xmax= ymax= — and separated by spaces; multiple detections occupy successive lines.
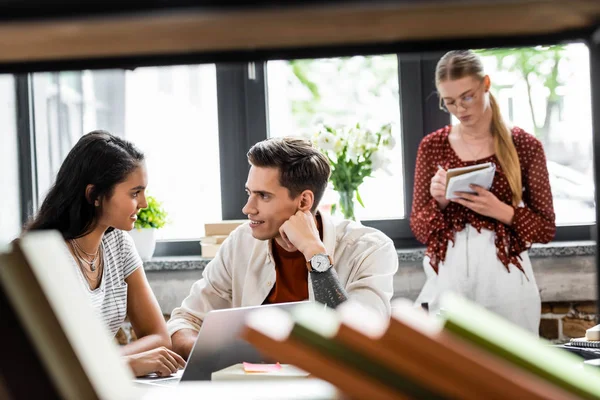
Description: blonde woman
xmin=410 ymin=50 xmax=555 ymax=334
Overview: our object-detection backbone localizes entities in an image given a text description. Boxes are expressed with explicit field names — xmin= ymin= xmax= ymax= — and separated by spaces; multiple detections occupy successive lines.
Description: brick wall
xmin=539 ymin=301 xmax=598 ymax=342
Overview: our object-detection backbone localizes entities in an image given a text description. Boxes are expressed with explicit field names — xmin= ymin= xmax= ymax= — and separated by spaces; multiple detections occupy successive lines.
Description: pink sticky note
xmin=242 ymin=362 xmax=282 ymax=373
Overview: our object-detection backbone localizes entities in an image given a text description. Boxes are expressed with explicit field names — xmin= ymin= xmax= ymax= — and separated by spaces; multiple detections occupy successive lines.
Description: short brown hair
xmin=247 ymin=137 xmax=330 ymax=212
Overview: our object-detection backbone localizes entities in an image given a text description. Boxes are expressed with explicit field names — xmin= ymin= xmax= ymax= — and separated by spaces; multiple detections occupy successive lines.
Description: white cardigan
xmin=167 ymin=213 xmax=398 ymax=335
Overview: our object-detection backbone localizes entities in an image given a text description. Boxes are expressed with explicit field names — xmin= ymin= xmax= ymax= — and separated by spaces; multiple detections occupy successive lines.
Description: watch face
xmin=310 ymin=254 xmax=330 ymax=272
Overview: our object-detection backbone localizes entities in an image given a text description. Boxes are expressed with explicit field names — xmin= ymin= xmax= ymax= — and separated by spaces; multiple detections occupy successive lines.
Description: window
xmin=16 ymin=44 xmax=597 ymax=251
xmin=0 ymin=75 xmax=20 ymax=243
xmin=266 ymin=55 xmax=404 ymax=220
xmin=32 ymin=65 xmax=221 ymax=240
xmin=478 ymin=43 xmax=595 ymax=225
xmin=124 ymin=65 xmax=221 ymax=240
xmin=32 ymin=70 xmax=126 ymax=201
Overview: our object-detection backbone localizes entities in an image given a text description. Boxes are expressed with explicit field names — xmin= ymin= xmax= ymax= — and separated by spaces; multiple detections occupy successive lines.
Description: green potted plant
xmin=128 ymin=195 xmax=168 ymax=261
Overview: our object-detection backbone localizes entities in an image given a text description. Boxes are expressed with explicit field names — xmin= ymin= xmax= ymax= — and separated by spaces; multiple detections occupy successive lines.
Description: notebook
xmin=445 ymin=162 xmax=496 ymax=200
xmin=211 ymin=363 xmax=310 ymax=381
xmin=568 ymin=338 xmax=600 ymax=349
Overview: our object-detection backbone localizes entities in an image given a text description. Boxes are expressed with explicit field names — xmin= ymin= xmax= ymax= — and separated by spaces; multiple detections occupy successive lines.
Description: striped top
xmin=69 ymin=229 xmax=142 ymax=337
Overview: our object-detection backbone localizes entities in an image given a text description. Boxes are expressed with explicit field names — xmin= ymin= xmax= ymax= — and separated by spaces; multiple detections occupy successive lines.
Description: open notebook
xmin=568 ymin=338 xmax=600 ymax=349
xmin=0 ymin=231 xmax=137 ymax=400
xmin=445 ymin=162 xmax=496 ymax=200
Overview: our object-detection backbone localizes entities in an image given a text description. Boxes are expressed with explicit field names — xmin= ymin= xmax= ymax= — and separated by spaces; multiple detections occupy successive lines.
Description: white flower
xmin=380 ymin=123 xmax=392 ymax=137
xmin=316 ymin=129 xmax=338 ymax=152
xmin=346 ymin=141 xmax=362 ymax=161
xmin=358 ymin=130 xmax=379 ymax=154
xmin=332 ymin=137 xmax=345 ymax=153
xmin=370 ymin=150 xmax=392 ymax=174
xmin=382 ymin=134 xmax=396 ymax=150
xmin=362 ymin=129 xmax=379 ymax=146
xmin=346 ymin=126 xmax=362 ymax=143
xmin=380 ymin=123 xmax=396 ymax=150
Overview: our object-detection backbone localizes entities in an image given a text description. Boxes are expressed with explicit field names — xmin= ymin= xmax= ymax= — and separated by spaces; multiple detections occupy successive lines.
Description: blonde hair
xmin=436 ymin=50 xmax=522 ymax=205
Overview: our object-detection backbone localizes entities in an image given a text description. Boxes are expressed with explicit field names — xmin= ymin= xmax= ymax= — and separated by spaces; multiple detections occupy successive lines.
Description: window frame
xmin=16 ymin=73 xmax=38 ymax=226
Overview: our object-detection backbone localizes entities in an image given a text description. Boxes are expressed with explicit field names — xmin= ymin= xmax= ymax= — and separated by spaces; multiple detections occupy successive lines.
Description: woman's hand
xmin=430 ymin=167 xmax=450 ymax=209
xmin=452 ymin=185 xmax=515 ymax=225
xmin=125 ymin=346 xmax=186 ymax=377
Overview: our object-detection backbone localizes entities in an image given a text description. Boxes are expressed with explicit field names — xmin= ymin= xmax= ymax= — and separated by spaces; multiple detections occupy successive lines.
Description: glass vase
xmin=338 ymin=190 xmax=356 ymax=221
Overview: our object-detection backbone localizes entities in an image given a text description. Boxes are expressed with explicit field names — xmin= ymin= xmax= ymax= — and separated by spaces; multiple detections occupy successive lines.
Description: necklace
xmin=71 ymin=239 xmax=101 ymax=272
xmin=458 ymin=127 xmax=492 ymax=161
xmin=69 ymin=241 xmax=104 ymax=288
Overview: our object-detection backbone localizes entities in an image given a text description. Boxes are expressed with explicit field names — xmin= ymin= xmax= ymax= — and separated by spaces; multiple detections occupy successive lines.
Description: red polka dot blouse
xmin=410 ymin=125 xmax=556 ymax=274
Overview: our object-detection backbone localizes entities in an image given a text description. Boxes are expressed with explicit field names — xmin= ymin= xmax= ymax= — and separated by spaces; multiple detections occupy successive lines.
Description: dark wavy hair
xmin=26 ymin=130 xmax=144 ymax=239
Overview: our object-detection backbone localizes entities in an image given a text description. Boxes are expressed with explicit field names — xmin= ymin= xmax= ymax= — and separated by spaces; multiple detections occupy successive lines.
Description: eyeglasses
xmin=439 ymin=80 xmax=484 ymax=113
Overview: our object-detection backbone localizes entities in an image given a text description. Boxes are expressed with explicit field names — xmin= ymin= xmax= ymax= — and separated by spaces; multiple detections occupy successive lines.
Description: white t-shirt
xmin=69 ymin=229 xmax=142 ymax=337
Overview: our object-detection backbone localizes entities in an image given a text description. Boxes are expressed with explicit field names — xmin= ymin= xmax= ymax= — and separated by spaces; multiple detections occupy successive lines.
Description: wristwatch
xmin=306 ymin=253 xmax=333 ymax=273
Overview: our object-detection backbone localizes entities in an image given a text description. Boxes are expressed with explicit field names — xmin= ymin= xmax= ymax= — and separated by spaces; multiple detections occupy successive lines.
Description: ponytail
xmin=489 ymin=93 xmax=522 ymax=205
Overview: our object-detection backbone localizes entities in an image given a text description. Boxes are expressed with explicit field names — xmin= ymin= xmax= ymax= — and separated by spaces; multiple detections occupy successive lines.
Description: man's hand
xmin=452 ymin=185 xmax=514 ymax=225
xmin=279 ymin=210 xmax=326 ymax=261
xmin=171 ymin=329 xmax=198 ymax=360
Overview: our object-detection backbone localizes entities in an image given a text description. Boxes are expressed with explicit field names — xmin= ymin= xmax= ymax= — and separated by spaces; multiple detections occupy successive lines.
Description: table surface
xmin=139 ymin=379 xmax=340 ymax=400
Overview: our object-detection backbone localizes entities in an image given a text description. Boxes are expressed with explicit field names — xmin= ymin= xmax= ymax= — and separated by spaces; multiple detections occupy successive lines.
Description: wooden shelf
xmin=0 ymin=0 xmax=597 ymax=64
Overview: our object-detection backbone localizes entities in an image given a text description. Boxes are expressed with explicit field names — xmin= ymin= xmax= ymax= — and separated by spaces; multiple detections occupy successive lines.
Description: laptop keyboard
xmin=135 ymin=369 xmax=184 ymax=387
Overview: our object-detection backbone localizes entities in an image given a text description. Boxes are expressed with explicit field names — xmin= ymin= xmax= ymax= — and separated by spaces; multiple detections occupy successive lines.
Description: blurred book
xmin=240 ymin=295 xmax=600 ymax=400
xmin=386 ymin=299 xmax=570 ymax=400
xmin=445 ymin=162 xmax=495 ymax=200
xmin=204 ymin=220 xmax=247 ymax=236
xmin=200 ymin=235 xmax=229 ymax=244
xmin=288 ymin=303 xmax=443 ymax=399
xmin=440 ymin=293 xmax=600 ymax=400
xmin=0 ymin=232 xmax=137 ymax=400
xmin=241 ymin=306 xmax=405 ymax=400
xmin=200 ymin=221 xmax=247 ymax=257
xmin=200 ymin=243 xmax=221 ymax=258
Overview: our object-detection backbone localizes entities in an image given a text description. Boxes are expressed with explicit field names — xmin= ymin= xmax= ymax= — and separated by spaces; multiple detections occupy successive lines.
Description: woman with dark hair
xmin=410 ymin=50 xmax=556 ymax=334
xmin=27 ymin=130 xmax=185 ymax=377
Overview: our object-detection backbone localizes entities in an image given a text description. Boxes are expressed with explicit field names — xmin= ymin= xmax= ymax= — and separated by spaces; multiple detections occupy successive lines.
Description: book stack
xmin=568 ymin=324 xmax=600 ymax=349
xmin=200 ymin=220 xmax=246 ymax=257
xmin=241 ymin=296 xmax=600 ymax=400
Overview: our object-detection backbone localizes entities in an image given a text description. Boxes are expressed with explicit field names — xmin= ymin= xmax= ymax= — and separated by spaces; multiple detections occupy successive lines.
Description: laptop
xmin=136 ymin=301 xmax=310 ymax=386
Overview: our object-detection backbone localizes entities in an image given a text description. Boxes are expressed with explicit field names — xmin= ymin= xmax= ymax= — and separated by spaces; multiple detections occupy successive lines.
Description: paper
xmin=212 ymin=363 xmax=310 ymax=381
xmin=242 ymin=362 xmax=282 ymax=373
xmin=445 ymin=162 xmax=496 ymax=200
xmin=586 ymin=324 xmax=600 ymax=341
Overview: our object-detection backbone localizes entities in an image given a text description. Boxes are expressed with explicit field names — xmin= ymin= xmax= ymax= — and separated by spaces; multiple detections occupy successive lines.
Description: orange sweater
xmin=264 ymin=217 xmax=323 ymax=304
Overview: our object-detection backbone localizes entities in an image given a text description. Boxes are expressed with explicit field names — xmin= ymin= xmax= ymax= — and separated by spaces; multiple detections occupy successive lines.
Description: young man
xmin=168 ymin=137 xmax=398 ymax=359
